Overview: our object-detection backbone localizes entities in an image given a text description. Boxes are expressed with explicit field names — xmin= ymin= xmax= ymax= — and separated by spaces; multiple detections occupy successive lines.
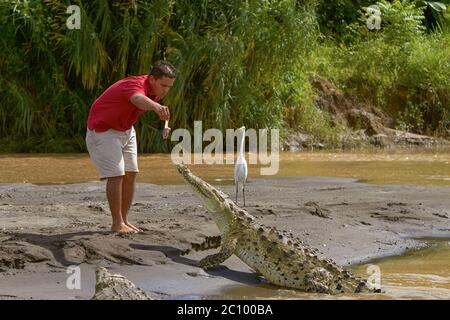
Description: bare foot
xmin=111 ymin=223 xmax=136 ymax=234
xmin=125 ymin=222 xmax=142 ymax=233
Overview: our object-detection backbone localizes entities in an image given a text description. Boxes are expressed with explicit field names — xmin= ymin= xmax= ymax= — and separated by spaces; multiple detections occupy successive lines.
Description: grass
xmin=0 ymin=0 xmax=449 ymax=153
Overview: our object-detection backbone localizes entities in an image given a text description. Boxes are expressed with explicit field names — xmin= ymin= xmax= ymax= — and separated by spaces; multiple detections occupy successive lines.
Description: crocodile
xmin=177 ymin=164 xmax=378 ymax=294
xmin=92 ymin=267 xmax=152 ymax=300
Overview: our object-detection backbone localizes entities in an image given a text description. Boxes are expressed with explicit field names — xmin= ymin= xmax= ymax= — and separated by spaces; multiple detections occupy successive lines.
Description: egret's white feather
xmin=234 ymin=126 xmax=248 ymax=205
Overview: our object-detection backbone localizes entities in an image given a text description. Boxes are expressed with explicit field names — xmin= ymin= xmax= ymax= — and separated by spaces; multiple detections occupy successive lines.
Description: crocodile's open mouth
xmin=176 ymin=164 xmax=216 ymax=200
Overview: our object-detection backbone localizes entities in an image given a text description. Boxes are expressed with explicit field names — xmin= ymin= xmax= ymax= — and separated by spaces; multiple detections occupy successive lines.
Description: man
xmin=86 ymin=60 xmax=176 ymax=234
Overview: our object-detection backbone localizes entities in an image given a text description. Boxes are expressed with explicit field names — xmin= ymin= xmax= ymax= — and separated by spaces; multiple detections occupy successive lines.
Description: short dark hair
xmin=149 ymin=60 xmax=177 ymax=79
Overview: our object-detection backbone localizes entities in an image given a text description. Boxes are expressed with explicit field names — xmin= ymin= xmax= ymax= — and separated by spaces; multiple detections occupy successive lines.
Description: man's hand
xmin=153 ymin=104 xmax=170 ymax=121
xmin=130 ymin=94 xmax=170 ymax=121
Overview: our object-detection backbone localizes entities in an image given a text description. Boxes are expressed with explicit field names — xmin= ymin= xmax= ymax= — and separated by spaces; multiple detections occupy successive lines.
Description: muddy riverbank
xmin=0 ymin=172 xmax=449 ymax=299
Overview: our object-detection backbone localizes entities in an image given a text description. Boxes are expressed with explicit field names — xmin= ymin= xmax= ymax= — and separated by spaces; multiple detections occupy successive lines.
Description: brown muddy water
xmin=0 ymin=148 xmax=449 ymax=299
xmin=1 ymin=147 xmax=450 ymax=186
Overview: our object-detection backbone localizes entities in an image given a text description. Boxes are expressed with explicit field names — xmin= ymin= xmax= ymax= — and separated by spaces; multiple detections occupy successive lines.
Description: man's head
xmin=148 ymin=60 xmax=176 ymax=98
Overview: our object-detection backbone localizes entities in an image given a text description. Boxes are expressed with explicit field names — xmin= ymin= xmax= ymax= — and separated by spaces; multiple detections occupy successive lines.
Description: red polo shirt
xmin=87 ymin=75 xmax=160 ymax=132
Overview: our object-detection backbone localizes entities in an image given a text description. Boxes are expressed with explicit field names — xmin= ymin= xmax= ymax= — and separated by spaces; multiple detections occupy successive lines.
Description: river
xmin=1 ymin=147 xmax=450 ymax=187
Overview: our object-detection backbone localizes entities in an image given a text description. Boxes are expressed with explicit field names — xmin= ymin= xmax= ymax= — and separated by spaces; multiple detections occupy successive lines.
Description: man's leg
xmin=86 ymin=129 xmax=136 ymax=234
xmin=121 ymin=171 xmax=141 ymax=232
xmin=107 ymin=176 xmax=135 ymax=233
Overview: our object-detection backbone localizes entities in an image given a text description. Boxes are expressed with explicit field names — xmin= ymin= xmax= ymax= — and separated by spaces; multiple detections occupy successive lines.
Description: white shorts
xmin=86 ymin=127 xmax=138 ymax=180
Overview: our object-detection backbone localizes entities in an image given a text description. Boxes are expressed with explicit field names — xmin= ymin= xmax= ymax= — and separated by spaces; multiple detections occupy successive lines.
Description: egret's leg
xmin=235 ymin=182 xmax=239 ymax=204
xmin=243 ymin=182 xmax=246 ymax=207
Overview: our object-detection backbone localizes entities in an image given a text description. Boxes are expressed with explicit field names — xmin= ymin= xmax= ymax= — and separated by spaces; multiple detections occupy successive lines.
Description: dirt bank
xmin=0 ymin=174 xmax=449 ymax=299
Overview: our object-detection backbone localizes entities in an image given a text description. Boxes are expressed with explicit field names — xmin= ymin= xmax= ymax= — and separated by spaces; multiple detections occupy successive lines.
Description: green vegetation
xmin=330 ymin=0 xmax=450 ymax=137
xmin=0 ymin=0 xmax=449 ymax=152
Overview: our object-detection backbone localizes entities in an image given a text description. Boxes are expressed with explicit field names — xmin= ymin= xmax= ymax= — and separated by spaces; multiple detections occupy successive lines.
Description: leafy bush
xmin=328 ymin=0 xmax=449 ymax=137
xmin=0 ymin=0 xmax=449 ymax=153
xmin=0 ymin=0 xmax=327 ymax=152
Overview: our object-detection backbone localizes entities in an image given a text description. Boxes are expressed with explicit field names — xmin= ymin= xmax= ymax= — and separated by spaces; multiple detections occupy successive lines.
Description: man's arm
xmin=130 ymin=93 xmax=170 ymax=121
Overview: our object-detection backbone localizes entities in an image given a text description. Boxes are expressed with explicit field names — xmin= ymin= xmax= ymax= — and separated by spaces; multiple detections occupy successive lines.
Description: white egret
xmin=234 ymin=126 xmax=248 ymax=206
